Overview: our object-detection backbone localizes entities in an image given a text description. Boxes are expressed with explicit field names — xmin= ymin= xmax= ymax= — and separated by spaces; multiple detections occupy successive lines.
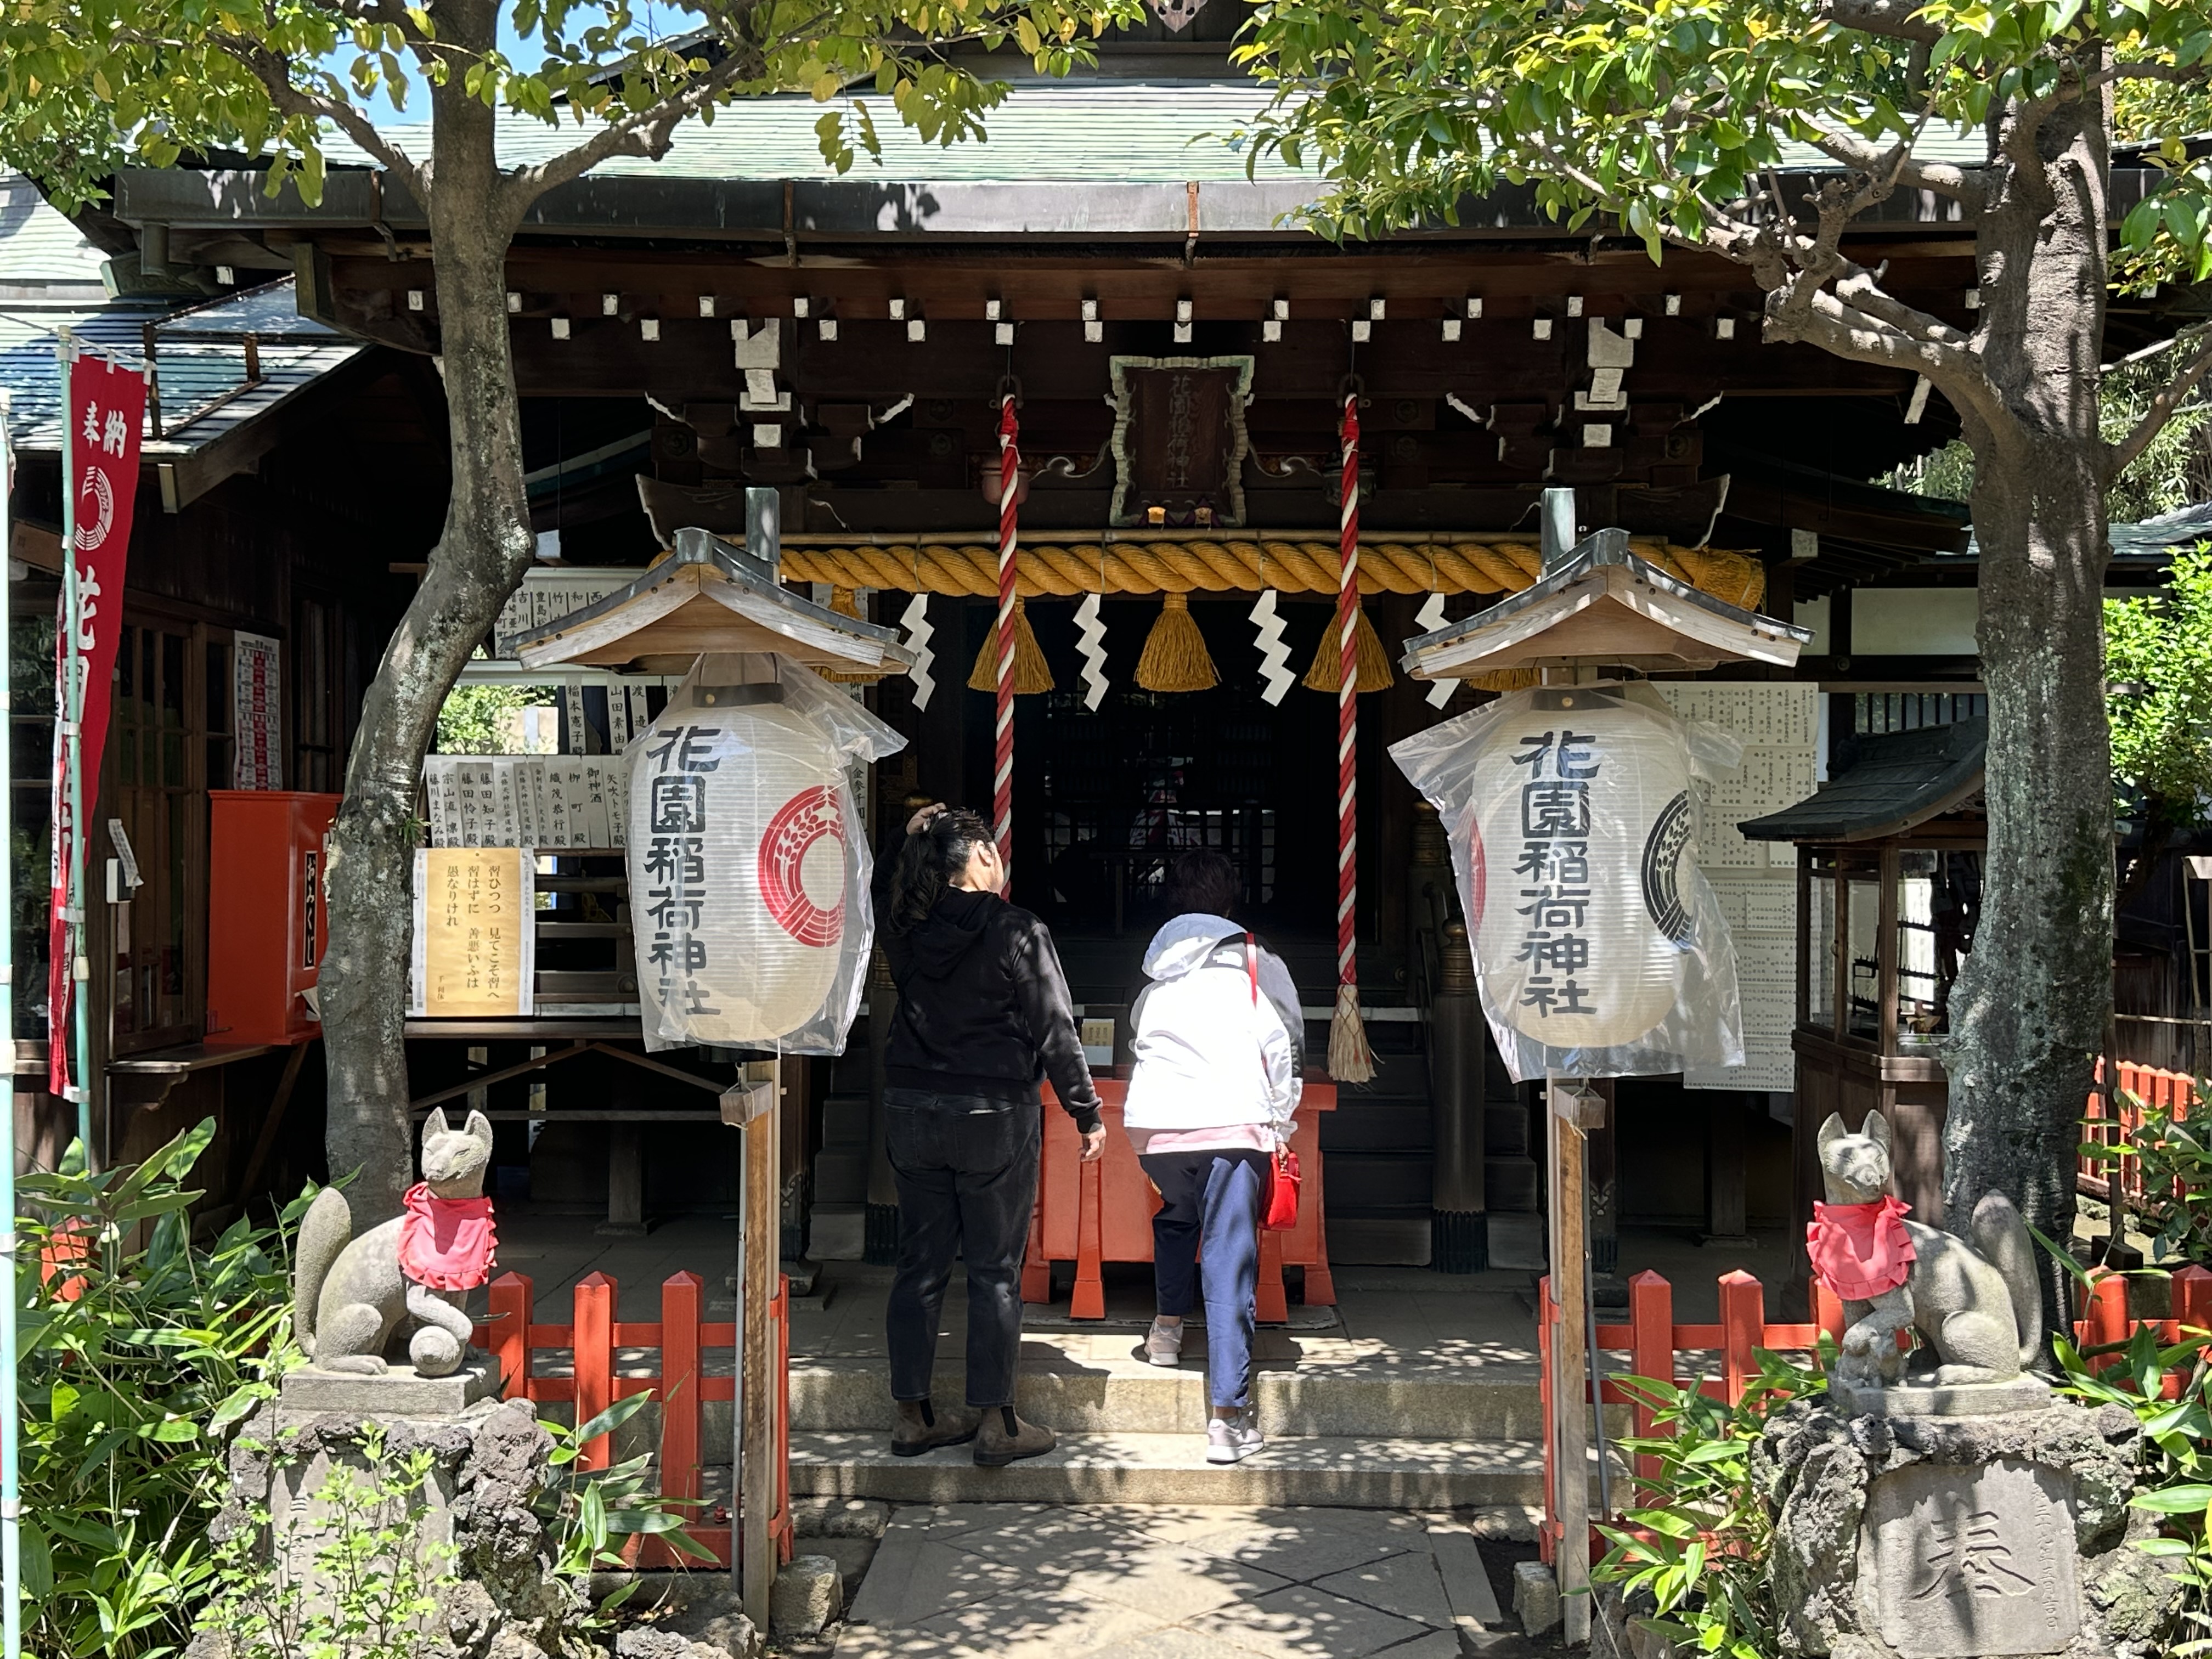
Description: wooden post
xmin=741 ymin=1058 xmax=781 ymax=1626
xmin=574 ymin=1272 xmax=616 ymax=1470
xmin=488 ymin=1271 xmax=532 ymax=1400
xmin=1548 ymin=1075 xmax=1591 ymax=1646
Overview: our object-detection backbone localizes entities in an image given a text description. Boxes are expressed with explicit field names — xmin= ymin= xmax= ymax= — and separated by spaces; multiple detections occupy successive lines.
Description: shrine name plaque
xmin=1863 ymin=1457 xmax=2079 ymax=1658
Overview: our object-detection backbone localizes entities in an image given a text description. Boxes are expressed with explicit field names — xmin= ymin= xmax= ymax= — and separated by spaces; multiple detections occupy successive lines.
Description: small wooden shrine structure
xmin=1738 ymin=716 xmax=1987 ymax=1308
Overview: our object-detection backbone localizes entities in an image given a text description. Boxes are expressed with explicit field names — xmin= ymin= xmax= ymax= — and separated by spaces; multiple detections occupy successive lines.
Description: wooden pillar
xmin=740 ymin=1060 xmax=781 ymax=1626
xmin=1701 ymin=1093 xmax=1751 ymax=1247
xmin=599 ymin=1121 xmax=646 ymax=1237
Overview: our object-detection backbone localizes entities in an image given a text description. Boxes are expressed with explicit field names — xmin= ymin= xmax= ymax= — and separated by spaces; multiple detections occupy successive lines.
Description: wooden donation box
xmin=206 ymin=790 xmax=342 ymax=1043
xmin=1737 ymin=718 xmax=1987 ymax=1300
xmin=1025 ymin=1078 xmax=1337 ymax=1323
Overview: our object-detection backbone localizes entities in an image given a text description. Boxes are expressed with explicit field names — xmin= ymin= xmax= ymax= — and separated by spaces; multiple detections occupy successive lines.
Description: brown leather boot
xmin=891 ymin=1398 xmax=980 ymax=1458
xmin=973 ymin=1404 xmax=1056 ymax=1468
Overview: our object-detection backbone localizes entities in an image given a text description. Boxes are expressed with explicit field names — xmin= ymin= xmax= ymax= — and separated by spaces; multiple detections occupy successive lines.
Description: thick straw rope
xmin=1330 ymin=397 xmax=1375 ymax=1085
xmin=780 ymin=537 xmax=1764 ymax=609
xmin=995 ymin=396 xmax=1019 ymax=867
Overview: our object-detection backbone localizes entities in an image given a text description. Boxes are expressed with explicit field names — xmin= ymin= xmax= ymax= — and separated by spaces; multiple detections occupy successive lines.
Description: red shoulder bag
xmin=1247 ymin=934 xmax=1301 ymax=1231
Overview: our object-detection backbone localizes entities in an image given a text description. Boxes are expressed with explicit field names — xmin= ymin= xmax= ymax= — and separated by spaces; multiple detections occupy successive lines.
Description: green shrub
xmin=1591 ymin=1348 xmax=1824 ymax=1659
xmin=16 ymin=1119 xmax=303 ymax=1658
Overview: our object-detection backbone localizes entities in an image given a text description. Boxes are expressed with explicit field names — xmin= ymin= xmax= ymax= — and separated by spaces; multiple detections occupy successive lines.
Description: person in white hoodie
xmin=1122 ymin=850 xmax=1303 ymax=1464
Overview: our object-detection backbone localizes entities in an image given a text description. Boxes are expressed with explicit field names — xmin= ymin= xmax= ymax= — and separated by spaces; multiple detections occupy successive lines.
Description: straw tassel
xmin=968 ymin=595 xmax=1055 ymax=694
xmin=1135 ymin=594 xmax=1218 ymax=692
xmin=820 ymin=586 xmax=888 ymax=683
xmin=1301 ymin=605 xmax=1395 ymax=693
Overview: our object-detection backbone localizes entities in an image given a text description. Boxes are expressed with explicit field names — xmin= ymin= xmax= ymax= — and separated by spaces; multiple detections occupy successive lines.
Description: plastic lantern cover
xmin=627 ymin=654 xmax=906 ymax=1054
xmin=1390 ymin=682 xmax=1745 ymax=1081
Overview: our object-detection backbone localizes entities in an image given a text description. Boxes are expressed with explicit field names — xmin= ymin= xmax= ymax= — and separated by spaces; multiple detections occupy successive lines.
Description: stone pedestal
xmin=206 ymin=1389 xmax=586 ymax=1659
xmin=1758 ymin=1396 xmax=2181 ymax=1659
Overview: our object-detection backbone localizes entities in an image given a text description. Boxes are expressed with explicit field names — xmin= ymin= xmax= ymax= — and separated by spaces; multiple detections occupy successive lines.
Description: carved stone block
xmin=1861 ymin=1458 xmax=2079 ymax=1658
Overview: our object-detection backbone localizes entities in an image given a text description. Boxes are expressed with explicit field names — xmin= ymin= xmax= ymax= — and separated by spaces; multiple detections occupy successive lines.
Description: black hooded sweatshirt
xmin=871 ymin=855 xmax=1102 ymax=1132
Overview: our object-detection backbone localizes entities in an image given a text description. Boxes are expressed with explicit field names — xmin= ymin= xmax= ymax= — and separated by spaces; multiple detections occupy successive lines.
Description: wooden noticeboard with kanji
xmin=409 ymin=847 xmax=537 ymax=1017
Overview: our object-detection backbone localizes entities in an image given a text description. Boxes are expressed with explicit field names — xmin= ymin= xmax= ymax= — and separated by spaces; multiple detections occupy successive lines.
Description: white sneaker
xmin=1144 ymin=1318 xmax=1184 ymax=1369
xmin=1206 ymin=1417 xmax=1263 ymax=1464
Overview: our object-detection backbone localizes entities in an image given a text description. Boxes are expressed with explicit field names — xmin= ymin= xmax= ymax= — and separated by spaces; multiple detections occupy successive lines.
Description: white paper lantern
xmin=1459 ymin=691 xmax=1698 ymax=1049
xmin=628 ymin=698 xmax=850 ymax=1046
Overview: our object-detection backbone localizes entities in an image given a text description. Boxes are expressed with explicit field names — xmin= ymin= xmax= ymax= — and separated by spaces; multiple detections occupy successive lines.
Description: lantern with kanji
xmin=626 ymin=654 xmax=904 ymax=1053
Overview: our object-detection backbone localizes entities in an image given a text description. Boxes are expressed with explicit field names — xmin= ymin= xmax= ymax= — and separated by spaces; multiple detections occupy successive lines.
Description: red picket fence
xmin=1538 ymin=1263 xmax=2212 ymax=1567
xmin=471 ymin=1269 xmax=792 ymax=1570
xmin=2074 ymin=1265 xmax=2212 ymax=1395
xmin=2080 ymin=1058 xmax=2196 ymax=1212
xmin=1535 ymin=1269 xmax=1845 ymax=1567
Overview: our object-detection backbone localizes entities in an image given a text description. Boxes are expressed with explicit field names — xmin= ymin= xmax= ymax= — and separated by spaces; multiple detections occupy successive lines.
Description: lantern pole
xmin=0 ymin=388 xmax=21 ymax=1659
xmin=992 ymin=393 xmax=1019 ymax=874
xmin=1548 ymin=1074 xmax=1592 ymax=1646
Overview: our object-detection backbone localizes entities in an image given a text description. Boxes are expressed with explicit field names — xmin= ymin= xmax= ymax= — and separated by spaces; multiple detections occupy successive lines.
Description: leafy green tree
xmin=0 ymin=0 xmax=1141 ymax=1218
xmin=2107 ymin=548 xmax=2212 ymax=889
xmin=1236 ymin=0 xmax=2212 ymax=1314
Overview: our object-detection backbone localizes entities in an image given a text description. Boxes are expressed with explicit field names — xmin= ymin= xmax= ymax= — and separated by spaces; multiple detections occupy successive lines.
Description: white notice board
xmin=1658 ymin=682 xmax=1820 ymax=1091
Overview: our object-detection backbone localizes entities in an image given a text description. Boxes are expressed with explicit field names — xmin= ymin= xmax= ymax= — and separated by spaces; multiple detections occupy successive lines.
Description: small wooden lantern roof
xmin=1400 ymin=526 xmax=1810 ymax=679
xmin=1740 ymin=719 xmax=1986 ymax=844
xmin=501 ymin=507 xmax=915 ymax=677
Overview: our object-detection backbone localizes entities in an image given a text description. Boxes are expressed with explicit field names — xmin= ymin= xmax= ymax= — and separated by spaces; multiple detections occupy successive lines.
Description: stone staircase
xmin=785 ymin=1328 xmax=1568 ymax=1509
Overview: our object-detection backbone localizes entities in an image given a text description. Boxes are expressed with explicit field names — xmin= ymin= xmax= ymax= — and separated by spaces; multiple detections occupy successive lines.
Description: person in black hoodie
xmin=872 ymin=802 xmax=1104 ymax=1466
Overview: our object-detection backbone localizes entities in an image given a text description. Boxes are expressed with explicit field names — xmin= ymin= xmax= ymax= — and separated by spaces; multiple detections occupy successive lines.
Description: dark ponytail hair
xmin=887 ymin=806 xmax=994 ymax=935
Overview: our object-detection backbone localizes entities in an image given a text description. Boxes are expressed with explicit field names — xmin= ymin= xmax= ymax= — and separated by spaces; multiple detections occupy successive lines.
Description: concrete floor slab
xmin=1310 ymin=1549 xmax=1456 ymax=1629
xmin=1188 ymin=1583 xmax=1435 ymax=1659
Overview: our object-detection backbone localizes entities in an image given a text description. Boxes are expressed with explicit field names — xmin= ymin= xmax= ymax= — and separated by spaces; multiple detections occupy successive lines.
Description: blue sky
xmin=320 ymin=3 xmax=691 ymax=120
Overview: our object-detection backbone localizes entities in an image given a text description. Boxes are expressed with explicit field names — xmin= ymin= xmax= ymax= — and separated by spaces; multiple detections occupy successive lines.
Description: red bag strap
xmin=1245 ymin=932 xmax=1258 ymax=1006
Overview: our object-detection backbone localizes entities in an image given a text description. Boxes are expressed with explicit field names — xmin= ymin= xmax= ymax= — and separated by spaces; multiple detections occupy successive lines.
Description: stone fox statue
xmin=294 ymin=1109 xmax=498 ymax=1377
xmin=1813 ymin=1110 xmax=2042 ymax=1392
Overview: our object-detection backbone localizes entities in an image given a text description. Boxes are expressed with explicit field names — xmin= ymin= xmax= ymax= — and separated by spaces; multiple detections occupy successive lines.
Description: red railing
xmin=1536 ymin=1269 xmax=1846 ymax=1567
xmin=471 ymin=1269 xmax=791 ymax=1570
xmin=1539 ymin=1263 xmax=2212 ymax=1566
xmin=2074 ymin=1265 xmax=2212 ymax=1395
xmin=2080 ymin=1058 xmax=2196 ymax=1211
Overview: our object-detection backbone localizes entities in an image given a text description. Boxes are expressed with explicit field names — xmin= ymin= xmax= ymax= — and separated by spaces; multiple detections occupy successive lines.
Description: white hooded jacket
xmin=1122 ymin=913 xmax=1304 ymax=1139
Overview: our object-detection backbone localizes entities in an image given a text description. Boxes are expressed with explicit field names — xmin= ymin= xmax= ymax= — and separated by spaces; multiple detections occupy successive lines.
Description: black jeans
xmin=884 ymin=1087 xmax=1041 ymax=1408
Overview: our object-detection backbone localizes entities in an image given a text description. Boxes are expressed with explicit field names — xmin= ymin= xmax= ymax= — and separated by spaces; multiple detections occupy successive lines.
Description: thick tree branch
xmin=2108 ymin=330 xmax=2212 ymax=479
xmin=1822 ymin=0 xmax=1940 ymax=46
xmin=1799 ymin=122 xmax=1987 ymax=210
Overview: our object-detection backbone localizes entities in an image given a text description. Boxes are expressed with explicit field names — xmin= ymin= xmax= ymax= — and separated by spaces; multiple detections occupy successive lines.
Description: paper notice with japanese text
xmin=409 ymin=847 xmax=535 ymax=1017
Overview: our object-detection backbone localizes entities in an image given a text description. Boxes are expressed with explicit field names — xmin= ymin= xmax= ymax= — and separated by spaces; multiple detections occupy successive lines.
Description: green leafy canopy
xmin=0 ymin=0 xmax=1148 ymax=213
xmin=1234 ymin=0 xmax=2211 ymax=274
xmin=2107 ymin=545 xmax=2212 ymax=832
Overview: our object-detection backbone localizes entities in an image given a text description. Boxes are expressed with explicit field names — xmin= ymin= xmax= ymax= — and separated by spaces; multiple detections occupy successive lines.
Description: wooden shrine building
xmin=74 ymin=2 xmax=2181 ymax=1276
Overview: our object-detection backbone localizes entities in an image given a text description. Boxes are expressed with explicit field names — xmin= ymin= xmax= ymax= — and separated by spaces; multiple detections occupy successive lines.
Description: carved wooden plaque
xmin=1108 ymin=356 xmax=1254 ymax=527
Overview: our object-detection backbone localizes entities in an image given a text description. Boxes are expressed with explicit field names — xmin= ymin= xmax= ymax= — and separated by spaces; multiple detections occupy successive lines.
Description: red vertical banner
xmin=48 ymin=352 xmax=144 ymax=1096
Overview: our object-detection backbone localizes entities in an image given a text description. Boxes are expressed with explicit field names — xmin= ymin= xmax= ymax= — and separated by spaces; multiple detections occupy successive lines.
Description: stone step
xmin=1324 ymin=1212 xmax=1434 ymax=1267
xmin=788 ymin=1430 xmax=1548 ymax=1508
xmin=790 ymin=1357 xmax=1552 ymax=1440
xmin=1488 ymin=1212 xmax=1548 ymax=1272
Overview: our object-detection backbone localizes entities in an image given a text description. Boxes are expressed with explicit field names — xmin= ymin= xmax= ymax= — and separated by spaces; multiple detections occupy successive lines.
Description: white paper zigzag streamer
xmin=901 ymin=591 xmax=935 ymax=710
xmin=1073 ymin=592 xmax=1109 ymax=710
xmin=1415 ymin=592 xmax=1454 ymax=708
xmin=1251 ymin=589 xmax=1295 ymax=707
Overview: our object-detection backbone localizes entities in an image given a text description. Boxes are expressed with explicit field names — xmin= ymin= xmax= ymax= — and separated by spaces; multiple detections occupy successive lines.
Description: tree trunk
xmin=317 ymin=38 xmax=533 ymax=1224
xmin=1943 ymin=89 xmax=2113 ymax=1335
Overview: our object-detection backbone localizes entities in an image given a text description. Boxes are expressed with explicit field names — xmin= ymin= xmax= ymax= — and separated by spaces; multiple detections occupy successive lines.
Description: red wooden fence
xmin=1538 ymin=1264 xmax=2212 ymax=1567
xmin=471 ymin=1269 xmax=792 ymax=1571
xmin=1535 ymin=1269 xmax=1844 ymax=1567
xmin=2080 ymin=1058 xmax=2196 ymax=1212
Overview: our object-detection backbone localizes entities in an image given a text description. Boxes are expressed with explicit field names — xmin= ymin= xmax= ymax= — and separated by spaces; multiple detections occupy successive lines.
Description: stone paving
xmin=831 ymin=1503 xmax=1511 ymax=1659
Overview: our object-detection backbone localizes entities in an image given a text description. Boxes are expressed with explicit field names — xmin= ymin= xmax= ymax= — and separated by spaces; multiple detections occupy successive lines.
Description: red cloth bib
xmin=1807 ymin=1195 xmax=1916 ymax=1300
xmin=397 ymin=1183 xmax=498 ymax=1291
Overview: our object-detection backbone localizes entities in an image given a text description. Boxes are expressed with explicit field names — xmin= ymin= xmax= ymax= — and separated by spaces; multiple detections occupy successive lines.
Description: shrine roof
xmin=1739 ymin=718 xmax=1986 ymax=844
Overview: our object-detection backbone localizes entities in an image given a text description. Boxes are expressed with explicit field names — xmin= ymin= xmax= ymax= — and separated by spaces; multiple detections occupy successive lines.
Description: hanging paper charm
xmin=1414 ymin=594 xmax=1454 ymax=709
xmin=900 ymin=591 xmax=935 ymax=711
xmin=1250 ymin=589 xmax=1294 ymax=707
xmin=1074 ymin=592 xmax=1109 ymax=711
